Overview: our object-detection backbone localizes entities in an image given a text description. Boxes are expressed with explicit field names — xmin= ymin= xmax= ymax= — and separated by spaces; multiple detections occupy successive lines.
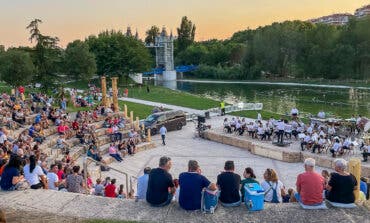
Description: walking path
xmin=119 ymin=97 xmax=206 ymax=115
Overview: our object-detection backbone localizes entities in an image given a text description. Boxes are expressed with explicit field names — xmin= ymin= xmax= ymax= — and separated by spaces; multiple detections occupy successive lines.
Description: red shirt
xmin=58 ymin=125 xmax=69 ymax=133
xmin=296 ymin=171 xmax=324 ymax=205
xmin=57 ymin=170 xmax=64 ymax=180
xmin=18 ymin=86 xmax=25 ymax=94
xmin=72 ymin=121 xmax=79 ymax=130
xmin=105 ymin=184 xmax=117 ymax=198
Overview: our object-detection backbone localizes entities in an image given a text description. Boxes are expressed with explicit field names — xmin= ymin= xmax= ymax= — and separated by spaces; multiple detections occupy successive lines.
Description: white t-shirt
xmin=24 ymin=164 xmax=45 ymax=186
xmin=47 ymin=172 xmax=59 ymax=190
xmin=261 ymin=180 xmax=284 ymax=202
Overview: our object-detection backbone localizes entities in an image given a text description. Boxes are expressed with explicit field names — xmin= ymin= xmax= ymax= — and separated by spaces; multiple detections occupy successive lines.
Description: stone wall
xmin=204 ymin=130 xmax=370 ymax=177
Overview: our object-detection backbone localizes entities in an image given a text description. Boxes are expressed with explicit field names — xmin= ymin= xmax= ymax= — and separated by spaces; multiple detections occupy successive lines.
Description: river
xmin=156 ymin=80 xmax=370 ymax=118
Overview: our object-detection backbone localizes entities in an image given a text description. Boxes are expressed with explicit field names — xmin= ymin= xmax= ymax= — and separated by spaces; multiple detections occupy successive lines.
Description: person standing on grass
xmin=160 ymin=125 xmax=167 ymax=146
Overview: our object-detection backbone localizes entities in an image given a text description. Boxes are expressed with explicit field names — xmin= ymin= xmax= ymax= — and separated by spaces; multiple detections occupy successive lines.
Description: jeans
xmin=150 ymin=194 xmax=173 ymax=207
xmin=220 ymin=200 xmax=242 ymax=207
xmin=161 ymin=135 xmax=166 ymax=145
xmin=294 ymin=193 xmax=323 ymax=206
xmin=110 ymin=153 xmax=123 ymax=162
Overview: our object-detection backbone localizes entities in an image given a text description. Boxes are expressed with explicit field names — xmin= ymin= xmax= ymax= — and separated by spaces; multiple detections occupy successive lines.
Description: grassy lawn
xmin=127 ymin=85 xmax=219 ymax=110
xmin=119 ymin=100 xmax=155 ymax=119
xmin=230 ymin=110 xmax=309 ymax=123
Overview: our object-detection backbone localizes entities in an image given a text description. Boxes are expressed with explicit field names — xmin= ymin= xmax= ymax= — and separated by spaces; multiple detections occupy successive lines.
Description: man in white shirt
xmin=276 ymin=119 xmax=286 ymax=143
xmin=160 ymin=125 xmax=167 ymax=145
xmin=291 ymin=107 xmax=299 ymax=119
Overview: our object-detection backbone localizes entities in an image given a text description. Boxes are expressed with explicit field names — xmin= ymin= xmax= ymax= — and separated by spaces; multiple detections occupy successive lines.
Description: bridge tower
xmin=150 ymin=27 xmax=176 ymax=81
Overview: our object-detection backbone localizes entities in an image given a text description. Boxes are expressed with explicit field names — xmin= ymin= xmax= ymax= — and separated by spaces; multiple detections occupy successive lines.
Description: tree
xmin=176 ymin=16 xmax=196 ymax=52
xmin=64 ymin=40 xmax=96 ymax=81
xmin=0 ymin=49 xmax=35 ymax=87
xmin=26 ymin=19 xmax=61 ymax=91
xmin=86 ymin=30 xmax=153 ymax=81
xmin=145 ymin=25 xmax=160 ymax=44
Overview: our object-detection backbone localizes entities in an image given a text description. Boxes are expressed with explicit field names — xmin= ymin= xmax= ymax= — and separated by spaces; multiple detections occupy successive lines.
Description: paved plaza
xmin=107 ymin=116 xmax=330 ymax=189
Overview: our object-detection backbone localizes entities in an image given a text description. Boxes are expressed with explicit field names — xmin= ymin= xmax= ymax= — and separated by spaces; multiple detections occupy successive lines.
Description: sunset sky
xmin=0 ymin=0 xmax=369 ymax=48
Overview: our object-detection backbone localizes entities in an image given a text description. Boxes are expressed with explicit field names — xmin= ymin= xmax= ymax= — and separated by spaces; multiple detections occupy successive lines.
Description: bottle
xmin=210 ymin=206 xmax=215 ymax=214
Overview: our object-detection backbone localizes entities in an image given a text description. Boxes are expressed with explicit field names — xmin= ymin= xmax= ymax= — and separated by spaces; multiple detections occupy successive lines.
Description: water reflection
xmin=156 ymin=81 xmax=370 ymax=117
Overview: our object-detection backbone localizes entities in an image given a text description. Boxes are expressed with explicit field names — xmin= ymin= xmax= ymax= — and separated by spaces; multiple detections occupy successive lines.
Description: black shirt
xmin=327 ymin=172 xmax=357 ymax=204
xmin=217 ymin=171 xmax=241 ymax=203
xmin=146 ymin=168 xmax=174 ymax=205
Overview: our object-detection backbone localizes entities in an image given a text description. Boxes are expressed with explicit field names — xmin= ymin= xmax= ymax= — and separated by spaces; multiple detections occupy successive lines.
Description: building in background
xmin=308 ymin=13 xmax=352 ymax=25
xmin=354 ymin=4 xmax=370 ymax=18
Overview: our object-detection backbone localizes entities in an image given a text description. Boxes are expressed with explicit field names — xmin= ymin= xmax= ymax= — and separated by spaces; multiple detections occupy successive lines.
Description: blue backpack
xmin=267 ymin=182 xmax=280 ymax=203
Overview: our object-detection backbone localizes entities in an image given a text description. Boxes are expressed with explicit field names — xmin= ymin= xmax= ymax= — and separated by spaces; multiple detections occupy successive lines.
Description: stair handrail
xmin=83 ymin=156 xmax=135 ymax=195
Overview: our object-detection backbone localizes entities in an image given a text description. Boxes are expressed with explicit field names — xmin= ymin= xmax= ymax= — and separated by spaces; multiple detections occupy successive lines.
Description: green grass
xmin=230 ymin=110 xmax=309 ymax=123
xmin=119 ymin=100 xmax=155 ymax=119
xmin=127 ymin=85 xmax=219 ymax=110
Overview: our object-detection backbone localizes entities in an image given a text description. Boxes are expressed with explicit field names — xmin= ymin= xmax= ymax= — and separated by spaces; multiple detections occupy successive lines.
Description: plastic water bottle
xmin=210 ymin=206 xmax=215 ymax=214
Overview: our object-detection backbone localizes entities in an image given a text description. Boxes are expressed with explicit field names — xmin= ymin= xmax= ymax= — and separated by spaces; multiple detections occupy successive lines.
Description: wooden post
xmin=101 ymin=76 xmax=107 ymax=107
xmin=130 ymin=111 xmax=134 ymax=127
xmin=124 ymin=104 xmax=128 ymax=118
xmin=348 ymin=158 xmax=361 ymax=202
xmin=111 ymin=77 xmax=119 ymax=112
xmin=135 ymin=117 xmax=139 ymax=130
xmin=147 ymin=128 xmax=151 ymax=142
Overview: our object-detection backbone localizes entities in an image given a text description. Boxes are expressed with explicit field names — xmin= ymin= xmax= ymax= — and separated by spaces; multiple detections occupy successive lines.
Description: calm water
xmin=157 ymin=80 xmax=370 ymax=118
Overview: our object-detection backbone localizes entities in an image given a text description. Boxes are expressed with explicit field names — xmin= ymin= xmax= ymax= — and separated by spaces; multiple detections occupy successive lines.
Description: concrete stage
xmin=204 ymin=127 xmax=370 ymax=177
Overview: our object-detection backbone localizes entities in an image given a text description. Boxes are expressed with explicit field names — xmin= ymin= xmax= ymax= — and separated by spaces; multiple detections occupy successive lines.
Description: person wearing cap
xmin=295 ymin=158 xmax=325 ymax=205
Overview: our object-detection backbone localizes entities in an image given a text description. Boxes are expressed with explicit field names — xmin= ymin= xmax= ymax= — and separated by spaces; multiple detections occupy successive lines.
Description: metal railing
xmin=83 ymin=157 xmax=137 ymax=196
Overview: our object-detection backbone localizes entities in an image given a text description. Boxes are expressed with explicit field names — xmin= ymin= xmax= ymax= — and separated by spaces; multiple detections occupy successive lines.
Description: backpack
xmin=266 ymin=182 xmax=280 ymax=203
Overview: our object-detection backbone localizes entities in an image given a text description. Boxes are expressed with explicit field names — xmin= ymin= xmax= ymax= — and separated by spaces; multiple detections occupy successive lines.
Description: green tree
xmin=26 ymin=19 xmax=61 ymax=91
xmin=0 ymin=49 xmax=35 ymax=87
xmin=86 ymin=30 xmax=153 ymax=82
xmin=64 ymin=40 xmax=96 ymax=81
xmin=176 ymin=16 xmax=196 ymax=52
xmin=145 ymin=25 xmax=160 ymax=44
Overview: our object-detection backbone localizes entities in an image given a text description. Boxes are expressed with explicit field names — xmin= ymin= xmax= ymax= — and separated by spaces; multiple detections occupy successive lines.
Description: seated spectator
xmin=362 ymin=144 xmax=370 ymax=162
xmin=117 ymin=184 xmax=127 ymax=199
xmin=223 ymin=118 xmax=231 ymax=133
xmin=0 ymin=155 xmax=25 ymax=190
xmin=47 ymin=164 xmax=64 ymax=190
xmin=146 ymin=156 xmax=175 ymax=207
xmin=109 ymin=143 xmax=123 ymax=162
xmin=137 ymin=167 xmax=151 ymax=200
xmin=66 ymin=165 xmax=85 ymax=193
xmin=23 ymin=155 xmax=48 ymax=189
xmin=94 ymin=178 xmax=104 ymax=196
xmin=360 ymin=177 xmax=368 ymax=199
xmin=330 ymin=139 xmax=342 ymax=157
xmin=240 ymin=167 xmax=259 ymax=201
xmin=295 ymin=158 xmax=325 ymax=205
xmin=321 ymin=170 xmax=330 ymax=187
xmin=179 ymin=160 xmax=213 ymax=211
xmin=217 ymin=160 xmax=241 ymax=207
xmin=326 ymin=159 xmax=357 ymax=204
xmin=72 ymin=119 xmax=79 ymax=131
xmin=87 ymin=144 xmax=102 ymax=162
xmin=56 ymin=135 xmax=70 ymax=154
xmin=261 ymin=168 xmax=285 ymax=203
xmin=105 ymin=178 xmax=117 ymax=198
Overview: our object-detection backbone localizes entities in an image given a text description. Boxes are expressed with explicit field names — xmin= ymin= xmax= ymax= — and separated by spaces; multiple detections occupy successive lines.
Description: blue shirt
xmin=360 ymin=180 xmax=368 ymax=196
xmin=0 ymin=167 xmax=20 ymax=190
xmin=179 ymin=172 xmax=210 ymax=210
xmin=159 ymin=126 xmax=167 ymax=135
xmin=137 ymin=174 xmax=149 ymax=199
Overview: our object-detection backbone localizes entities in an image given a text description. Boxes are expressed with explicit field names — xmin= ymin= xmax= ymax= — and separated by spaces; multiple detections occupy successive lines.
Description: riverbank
xmin=180 ymin=79 xmax=370 ymax=89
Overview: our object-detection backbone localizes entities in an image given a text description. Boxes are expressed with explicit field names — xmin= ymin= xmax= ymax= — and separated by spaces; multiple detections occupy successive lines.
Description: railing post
xmin=349 ymin=158 xmax=361 ymax=202
xmin=125 ymin=173 xmax=129 ymax=196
